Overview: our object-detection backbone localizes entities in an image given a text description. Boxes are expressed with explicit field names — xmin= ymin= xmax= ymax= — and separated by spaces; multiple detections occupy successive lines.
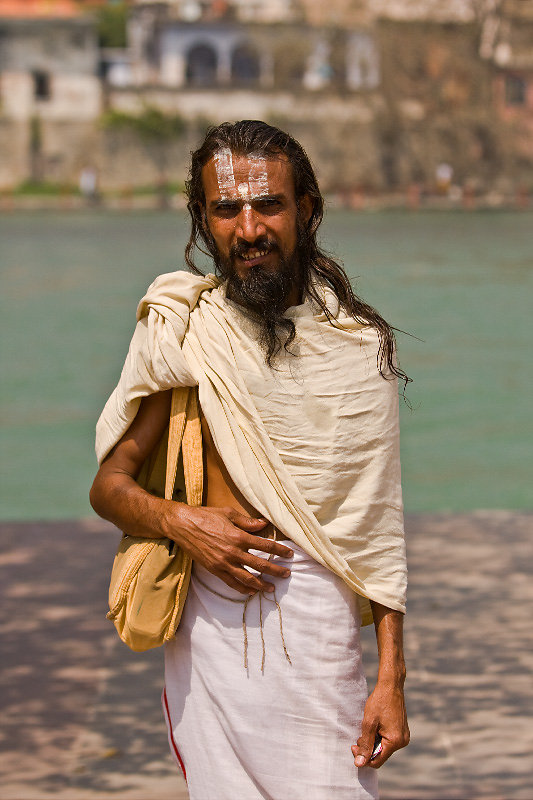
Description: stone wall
xmin=0 ymin=16 xmax=531 ymax=193
xmin=0 ymin=118 xmax=28 ymax=187
xmin=0 ymin=89 xmax=389 ymax=191
xmin=1 ymin=72 xmax=102 ymax=121
xmin=0 ymin=90 xmax=531 ymax=193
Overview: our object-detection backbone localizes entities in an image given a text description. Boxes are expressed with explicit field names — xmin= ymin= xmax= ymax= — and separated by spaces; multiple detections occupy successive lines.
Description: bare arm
xmin=351 ymin=600 xmax=410 ymax=769
xmin=90 ymin=390 xmax=293 ymax=596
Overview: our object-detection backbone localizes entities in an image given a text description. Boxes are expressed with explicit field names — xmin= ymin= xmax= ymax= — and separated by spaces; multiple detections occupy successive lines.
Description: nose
xmin=234 ymin=203 xmax=266 ymax=243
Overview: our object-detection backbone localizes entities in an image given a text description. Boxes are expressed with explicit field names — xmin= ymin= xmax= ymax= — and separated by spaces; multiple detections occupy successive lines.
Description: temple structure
xmin=0 ymin=0 xmax=531 ymax=192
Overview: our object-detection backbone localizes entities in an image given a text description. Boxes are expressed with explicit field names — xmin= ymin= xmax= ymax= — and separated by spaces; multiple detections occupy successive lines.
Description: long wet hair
xmin=185 ymin=120 xmax=410 ymax=388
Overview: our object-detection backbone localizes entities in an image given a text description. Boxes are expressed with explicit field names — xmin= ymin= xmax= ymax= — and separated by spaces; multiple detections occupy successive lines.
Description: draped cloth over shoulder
xmin=96 ymin=270 xmax=407 ymax=626
xmin=96 ymin=271 xmax=218 ymax=461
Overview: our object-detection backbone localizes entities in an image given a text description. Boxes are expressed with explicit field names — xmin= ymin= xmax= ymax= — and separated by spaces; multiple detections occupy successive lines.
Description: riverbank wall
xmin=1 ymin=14 xmax=532 ymax=196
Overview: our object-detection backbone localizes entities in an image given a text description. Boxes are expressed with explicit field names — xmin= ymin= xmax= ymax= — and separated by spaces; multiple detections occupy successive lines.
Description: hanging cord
xmin=193 ymin=529 xmax=292 ymax=672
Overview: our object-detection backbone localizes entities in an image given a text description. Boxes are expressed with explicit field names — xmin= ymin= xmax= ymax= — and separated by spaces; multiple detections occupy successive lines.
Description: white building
xmin=0 ymin=9 xmax=101 ymax=122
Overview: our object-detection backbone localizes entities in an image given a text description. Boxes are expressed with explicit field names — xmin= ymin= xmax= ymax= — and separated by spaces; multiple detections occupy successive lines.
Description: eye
xmin=215 ymin=202 xmax=239 ymax=215
xmin=257 ymin=197 xmax=282 ymax=212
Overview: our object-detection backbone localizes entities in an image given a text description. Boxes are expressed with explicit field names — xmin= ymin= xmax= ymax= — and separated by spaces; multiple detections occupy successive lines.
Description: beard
xmin=208 ymin=226 xmax=310 ymax=366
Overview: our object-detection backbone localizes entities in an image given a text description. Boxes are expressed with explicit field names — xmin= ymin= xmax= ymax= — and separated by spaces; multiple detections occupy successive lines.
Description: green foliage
xmin=193 ymin=115 xmax=217 ymax=138
xmin=130 ymin=181 xmax=185 ymax=195
xmin=29 ymin=116 xmax=42 ymax=154
xmin=96 ymin=2 xmax=128 ymax=49
xmin=14 ymin=181 xmax=78 ymax=196
xmin=102 ymin=108 xmax=186 ymax=142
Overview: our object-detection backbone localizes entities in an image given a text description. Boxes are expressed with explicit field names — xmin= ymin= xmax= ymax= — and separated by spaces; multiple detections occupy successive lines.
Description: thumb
xmin=352 ymin=719 xmax=377 ymax=768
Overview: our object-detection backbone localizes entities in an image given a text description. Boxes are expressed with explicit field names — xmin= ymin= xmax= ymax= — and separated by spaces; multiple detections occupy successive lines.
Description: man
xmin=91 ymin=120 xmax=410 ymax=800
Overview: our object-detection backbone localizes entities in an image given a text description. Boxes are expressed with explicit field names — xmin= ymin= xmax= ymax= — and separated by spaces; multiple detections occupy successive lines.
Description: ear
xmin=298 ymin=193 xmax=313 ymax=227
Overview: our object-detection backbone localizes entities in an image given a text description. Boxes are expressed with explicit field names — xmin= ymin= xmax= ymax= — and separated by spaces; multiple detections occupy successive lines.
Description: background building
xmin=0 ymin=0 xmax=101 ymax=185
xmin=0 ymin=0 xmax=531 ymax=193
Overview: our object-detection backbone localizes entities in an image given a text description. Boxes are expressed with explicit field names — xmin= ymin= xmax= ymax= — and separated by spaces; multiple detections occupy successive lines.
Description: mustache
xmin=230 ymin=236 xmax=279 ymax=260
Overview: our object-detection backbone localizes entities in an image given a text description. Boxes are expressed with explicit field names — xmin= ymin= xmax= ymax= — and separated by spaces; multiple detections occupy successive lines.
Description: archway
xmin=186 ymin=43 xmax=218 ymax=86
xmin=231 ymin=44 xmax=260 ymax=86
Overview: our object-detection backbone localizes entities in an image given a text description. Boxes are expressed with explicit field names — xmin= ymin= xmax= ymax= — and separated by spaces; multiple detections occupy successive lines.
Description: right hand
xmin=167 ymin=505 xmax=294 ymax=596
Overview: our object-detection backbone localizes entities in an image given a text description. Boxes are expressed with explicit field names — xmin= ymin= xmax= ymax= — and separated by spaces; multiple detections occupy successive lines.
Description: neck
xmin=284 ymin=283 xmax=302 ymax=309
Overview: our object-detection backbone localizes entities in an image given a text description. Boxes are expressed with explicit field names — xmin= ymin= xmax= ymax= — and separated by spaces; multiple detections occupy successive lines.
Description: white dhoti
xmin=163 ymin=540 xmax=379 ymax=800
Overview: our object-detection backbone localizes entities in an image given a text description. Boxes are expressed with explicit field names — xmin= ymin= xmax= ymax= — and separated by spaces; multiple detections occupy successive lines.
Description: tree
xmin=95 ymin=2 xmax=128 ymax=49
xmin=102 ymin=108 xmax=187 ymax=201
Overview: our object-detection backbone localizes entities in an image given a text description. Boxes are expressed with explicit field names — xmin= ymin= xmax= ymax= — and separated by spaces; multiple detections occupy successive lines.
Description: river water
xmin=1 ymin=209 xmax=531 ymax=519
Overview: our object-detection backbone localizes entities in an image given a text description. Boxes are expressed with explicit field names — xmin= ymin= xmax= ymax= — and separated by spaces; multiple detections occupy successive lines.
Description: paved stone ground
xmin=1 ymin=512 xmax=531 ymax=800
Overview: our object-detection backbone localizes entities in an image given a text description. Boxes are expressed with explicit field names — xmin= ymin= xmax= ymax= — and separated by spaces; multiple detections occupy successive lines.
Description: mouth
xmin=236 ymin=248 xmax=274 ymax=268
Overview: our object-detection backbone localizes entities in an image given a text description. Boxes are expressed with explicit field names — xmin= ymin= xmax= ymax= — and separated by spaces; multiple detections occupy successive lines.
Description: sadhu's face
xmin=201 ymin=150 xmax=311 ymax=281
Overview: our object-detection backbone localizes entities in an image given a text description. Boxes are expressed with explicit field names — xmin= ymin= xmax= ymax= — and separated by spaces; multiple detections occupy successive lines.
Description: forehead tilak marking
xmin=247 ymin=154 xmax=269 ymax=198
xmin=237 ymin=155 xmax=270 ymax=207
xmin=237 ymin=182 xmax=252 ymax=206
xmin=236 ymin=183 xmax=253 ymax=215
xmin=214 ymin=149 xmax=271 ymax=202
xmin=213 ymin=147 xmax=235 ymax=197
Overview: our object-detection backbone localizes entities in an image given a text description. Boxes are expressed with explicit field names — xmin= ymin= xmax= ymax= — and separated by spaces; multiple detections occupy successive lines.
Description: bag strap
xmin=165 ymin=387 xmax=189 ymax=501
xmin=182 ymin=387 xmax=203 ymax=506
xmin=165 ymin=386 xmax=203 ymax=506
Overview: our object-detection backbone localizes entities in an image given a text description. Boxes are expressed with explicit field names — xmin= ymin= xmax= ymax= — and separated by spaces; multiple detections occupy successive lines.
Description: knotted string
xmin=193 ymin=529 xmax=292 ymax=672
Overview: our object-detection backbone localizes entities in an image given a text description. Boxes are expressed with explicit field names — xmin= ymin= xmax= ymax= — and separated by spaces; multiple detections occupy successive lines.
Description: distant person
xmin=90 ymin=120 xmax=410 ymax=799
xmin=435 ymin=162 xmax=453 ymax=195
xmin=79 ymin=165 xmax=98 ymax=205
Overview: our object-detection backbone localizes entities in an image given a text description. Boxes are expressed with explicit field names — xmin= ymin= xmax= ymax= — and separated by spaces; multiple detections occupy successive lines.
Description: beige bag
xmin=106 ymin=386 xmax=203 ymax=652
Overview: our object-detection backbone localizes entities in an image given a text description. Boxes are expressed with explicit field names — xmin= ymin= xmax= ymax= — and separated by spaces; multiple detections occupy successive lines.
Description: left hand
xmin=351 ymin=682 xmax=410 ymax=769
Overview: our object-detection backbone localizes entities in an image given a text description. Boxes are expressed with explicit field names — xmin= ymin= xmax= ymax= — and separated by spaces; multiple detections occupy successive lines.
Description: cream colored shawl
xmin=96 ymin=270 xmax=407 ymax=625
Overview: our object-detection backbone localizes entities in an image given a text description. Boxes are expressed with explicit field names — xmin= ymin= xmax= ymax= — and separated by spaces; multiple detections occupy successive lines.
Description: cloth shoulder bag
xmin=106 ymin=386 xmax=203 ymax=652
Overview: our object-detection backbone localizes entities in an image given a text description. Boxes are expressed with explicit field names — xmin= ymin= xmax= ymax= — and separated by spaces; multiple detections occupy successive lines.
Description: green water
xmin=1 ymin=209 xmax=531 ymax=519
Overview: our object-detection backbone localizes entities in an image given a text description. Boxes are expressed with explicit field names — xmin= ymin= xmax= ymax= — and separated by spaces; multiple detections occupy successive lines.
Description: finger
xmin=351 ymin=723 xmax=377 ymax=768
xmin=232 ymin=566 xmax=272 ymax=594
xmin=217 ymin=571 xmax=257 ymax=596
xmin=367 ymin=744 xmax=389 ymax=769
xmin=228 ymin=511 xmax=269 ymax=531
xmin=369 ymin=729 xmax=410 ymax=768
xmin=240 ymin=551 xmax=292 ymax=580
xmin=244 ymin=534 xmax=294 ymax=559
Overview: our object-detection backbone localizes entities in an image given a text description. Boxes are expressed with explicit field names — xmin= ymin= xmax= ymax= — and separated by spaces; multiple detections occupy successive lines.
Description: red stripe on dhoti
xmin=162 ymin=686 xmax=187 ymax=781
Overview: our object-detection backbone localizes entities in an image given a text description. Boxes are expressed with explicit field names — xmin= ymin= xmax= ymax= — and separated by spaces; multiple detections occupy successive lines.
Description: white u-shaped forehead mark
xmin=215 ymin=150 xmax=270 ymax=202
xmin=214 ymin=147 xmax=235 ymax=197
xmin=248 ymin=154 xmax=269 ymax=197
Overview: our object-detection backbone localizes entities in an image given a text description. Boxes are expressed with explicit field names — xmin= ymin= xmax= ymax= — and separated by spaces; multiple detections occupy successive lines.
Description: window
xmin=33 ymin=70 xmax=51 ymax=101
xmin=505 ymin=74 xmax=526 ymax=106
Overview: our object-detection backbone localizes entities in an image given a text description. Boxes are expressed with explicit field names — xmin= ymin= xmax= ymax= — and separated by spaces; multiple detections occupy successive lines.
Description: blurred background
xmin=1 ymin=0 xmax=533 ymax=203
xmin=1 ymin=1 xmax=532 ymax=799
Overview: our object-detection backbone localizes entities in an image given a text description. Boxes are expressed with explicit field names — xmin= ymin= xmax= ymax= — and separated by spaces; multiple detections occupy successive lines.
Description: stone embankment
xmin=0 ymin=188 xmax=530 ymax=213
xmin=1 ymin=512 xmax=532 ymax=799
